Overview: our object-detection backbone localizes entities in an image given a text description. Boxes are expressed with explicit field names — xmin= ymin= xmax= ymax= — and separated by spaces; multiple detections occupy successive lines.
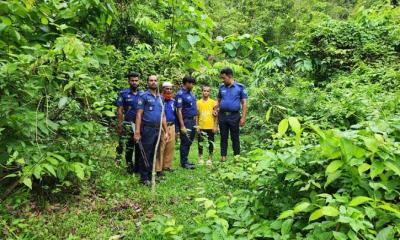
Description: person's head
xmin=127 ymin=72 xmax=140 ymax=89
xmin=201 ymin=85 xmax=211 ymax=98
xmin=162 ymin=81 xmax=173 ymax=100
xmin=162 ymin=82 xmax=173 ymax=94
xmin=220 ymin=68 xmax=234 ymax=85
xmin=182 ymin=75 xmax=196 ymax=91
xmin=147 ymin=75 xmax=158 ymax=90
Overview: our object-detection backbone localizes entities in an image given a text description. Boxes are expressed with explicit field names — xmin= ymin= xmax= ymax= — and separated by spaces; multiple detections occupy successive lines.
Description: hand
xmin=240 ymin=117 xmax=246 ymax=127
xmin=117 ymin=124 xmax=123 ymax=135
xmin=212 ymin=110 xmax=218 ymax=117
xmin=180 ymin=127 xmax=188 ymax=134
xmin=134 ymin=132 xmax=141 ymax=143
xmin=196 ymin=127 xmax=200 ymax=133
xmin=165 ymin=132 xmax=170 ymax=142
xmin=212 ymin=127 xmax=218 ymax=133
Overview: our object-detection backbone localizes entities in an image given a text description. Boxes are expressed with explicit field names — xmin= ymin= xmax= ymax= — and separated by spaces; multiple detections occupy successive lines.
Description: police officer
xmin=116 ymin=72 xmax=142 ymax=174
xmin=176 ymin=76 xmax=197 ymax=169
xmin=155 ymin=82 xmax=176 ymax=176
xmin=134 ymin=75 xmax=169 ymax=185
xmin=213 ymin=68 xmax=248 ymax=161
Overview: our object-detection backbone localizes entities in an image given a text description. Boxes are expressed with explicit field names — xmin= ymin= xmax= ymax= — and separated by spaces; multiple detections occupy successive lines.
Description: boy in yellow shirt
xmin=196 ymin=85 xmax=218 ymax=165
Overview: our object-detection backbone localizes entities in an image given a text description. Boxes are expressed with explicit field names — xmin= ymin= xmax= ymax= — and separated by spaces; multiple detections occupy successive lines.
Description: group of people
xmin=115 ymin=68 xmax=248 ymax=185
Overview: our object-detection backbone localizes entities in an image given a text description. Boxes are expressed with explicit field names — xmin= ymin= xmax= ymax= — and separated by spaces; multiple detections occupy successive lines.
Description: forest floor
xmin=5 ymin=136 xmax=237 ymax=239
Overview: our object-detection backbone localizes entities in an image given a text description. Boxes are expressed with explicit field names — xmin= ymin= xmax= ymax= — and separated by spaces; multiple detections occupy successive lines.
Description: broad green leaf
xmin=326 ymin=160 xmax=344 ymax=174
xmin=333 ymin=231 xmax=347 ymax=240
xmin=277 ymin=118 xmax=289 ymax=137
xmin=370 ymin=161 xmax=384 ymax=178
xmin=325 ymin=171 xmax=341 ymax=188
xmin=309 ymin=206 xmax=339 ymax=221
xmin=376 ymin=226 xmax=394 ymax=240
xmin=22 ymin=177 xmax=32 ymax=189
xmin=205 ymin=209 xmax=216 ymax=218
xmin=281 ymin=219 xmax=293 ymax=235
xmin=288 ymin=117 xmax=301 ymax=134
xmin=265 ymin=107 xmax=272 ymax=122
xmin=309 ymin=209 xmax=323 ymax=221
xmin=106 ymin=15 xmax=112 ymax=25
xmin=378 ymin=204 xmax=400 ymax=216
xmin=44 ymin=164 xmax=57 ymax=177
xmin=349 ymin=196 xmax=372 ymax=207
xmin=103 ymin=110 xmax=115 ymax=117
xmin=358 ymin=163 xmax=370 ymax=175
xmin=41 ymin=17 xmax=48 ymax=25
xmin=74 ymin=164 xmax=84 ymax=180
xmin=278 ymin=210 xmax=294 ymax=220
xmin=58 ymin=96 xmax=68 ymax=109
xmin=384 ymin=161 xmax=400 ymax=177
xmin=187 ymin=34 xmax=200 ymax=46
xmin=294 ymin=202 xmax=310 ymax=213
xmin=364 ymin=137 xmax=378 ymax=152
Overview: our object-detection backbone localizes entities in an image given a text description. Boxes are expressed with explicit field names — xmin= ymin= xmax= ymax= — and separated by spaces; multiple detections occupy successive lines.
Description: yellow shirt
xmin=197 ymin=98 xmax=216 ymax=130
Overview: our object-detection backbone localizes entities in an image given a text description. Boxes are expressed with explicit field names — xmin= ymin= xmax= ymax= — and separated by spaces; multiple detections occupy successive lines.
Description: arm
xmin=177 ymin=108 xmax=187 ymax=133
xmin=240 ymin=99 xmax=247 ymax=127
xmin=212 ymin=98 xmax=221 ymax=117
xmin=134 ymin=109 xmax=143 ymax=142
xmin=162 ymin=114 xmax=170 ymax=141
xmin=117 ymin=106 xmax=124 ymax=135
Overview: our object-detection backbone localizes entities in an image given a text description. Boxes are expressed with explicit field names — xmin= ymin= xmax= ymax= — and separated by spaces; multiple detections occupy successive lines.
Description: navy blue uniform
xmin=115 ymin=89 xmax=142 ymax=172
xmin=137 ymin=90 xmax=164 ymax=182
xmin=217 ymin=82 xmax=248 ymax=156
xmin=163 ymin=98 xmax=176 ymax=123
xmin=176 ymin=88 xmax=197 ymax=166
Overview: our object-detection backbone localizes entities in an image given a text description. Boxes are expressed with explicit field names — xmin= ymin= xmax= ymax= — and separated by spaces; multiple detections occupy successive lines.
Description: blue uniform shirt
xmin=116 ymin=88 xmax=142 ymax=122
xmin=176 ymin=88 xmax=197 ymax=118
xmin=163 ymin=98 xmax=176 ymax=123
xmin=137 ymin=90 xmax=163 ymax=125
xmin=218 ymin=82 xmax=248 ymax=112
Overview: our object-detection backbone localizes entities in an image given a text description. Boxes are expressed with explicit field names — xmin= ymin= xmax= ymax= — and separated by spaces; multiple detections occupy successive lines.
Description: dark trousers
xmin=138 ymin=126 xmax=160 ymax=181
xmin=126 ymin=137 xmax=139 ymax=172
xmin=116 ymin=123 xmax=139 ymax=171
xmin=180 ymin=118 xmax=196 ymax=166
xmin=198 ymin=129 xmax=215 ymax=156
xmin=219 ymin=112 xmax=241 ymax=156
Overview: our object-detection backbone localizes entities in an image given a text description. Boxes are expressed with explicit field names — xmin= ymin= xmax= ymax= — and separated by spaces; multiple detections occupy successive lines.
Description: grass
xmin=1 ymin=135 xmax=238 ymax=239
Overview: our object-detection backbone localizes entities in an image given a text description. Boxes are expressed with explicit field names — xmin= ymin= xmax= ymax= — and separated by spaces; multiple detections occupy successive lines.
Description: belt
xmin=183 ymin=116 xmax=196 ymax=121
xmin=167 ymin=122 xmax=175 ymax=126
xmin=220 ymin=111 xmax=239 ymax=116
xmin=142 ymin=122 xmax=160 ymax=129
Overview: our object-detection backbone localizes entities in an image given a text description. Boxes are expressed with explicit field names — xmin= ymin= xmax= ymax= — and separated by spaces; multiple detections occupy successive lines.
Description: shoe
xmin=140 ymin=180 xmax=151 ymax=186
xmin=156 ymin=172 xmax=165 ymax=177
xmin=182 ymin=164 xmax=195 ymax=169
xmin=198 ymin=159 xmax=204 ymax=165
xmin=206 ymin=160 xmax=212 ymax=166
xmin=127 ymin=165 xmax=135 ymax=174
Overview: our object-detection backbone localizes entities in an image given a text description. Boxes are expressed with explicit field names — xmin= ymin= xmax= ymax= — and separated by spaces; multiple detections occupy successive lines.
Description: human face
xmin=163 ymin=86 xmax=173 ymax=95
xmin=128 ymin=77 xmax=139 ymax=89
xmin=220 ymin=73 xmax=232 ymax=86
xmin=147 ymin=76 xmax=158 ymax=90
xmin=202 ymin=87 xmax=210 ymax=98
xmin=184 ymin=82 xmax=194 ymax=91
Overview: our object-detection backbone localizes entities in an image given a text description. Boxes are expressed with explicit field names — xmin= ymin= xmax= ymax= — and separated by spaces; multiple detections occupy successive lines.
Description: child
xmin=196 ymin=85 xmax=218 ymax=165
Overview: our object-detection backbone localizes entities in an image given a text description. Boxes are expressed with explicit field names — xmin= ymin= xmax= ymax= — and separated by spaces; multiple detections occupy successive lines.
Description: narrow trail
xmin=17 ymin=136 xmax=239 ymax=239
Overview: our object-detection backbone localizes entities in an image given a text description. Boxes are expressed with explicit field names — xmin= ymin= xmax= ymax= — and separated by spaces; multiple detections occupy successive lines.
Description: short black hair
xmin=220 ymin=68 xmax=233 ymax=76
xmin=182 ymin=75 xmax=196 ymax=84
xmin=127 ymin=72 xmax=140 ymax=78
